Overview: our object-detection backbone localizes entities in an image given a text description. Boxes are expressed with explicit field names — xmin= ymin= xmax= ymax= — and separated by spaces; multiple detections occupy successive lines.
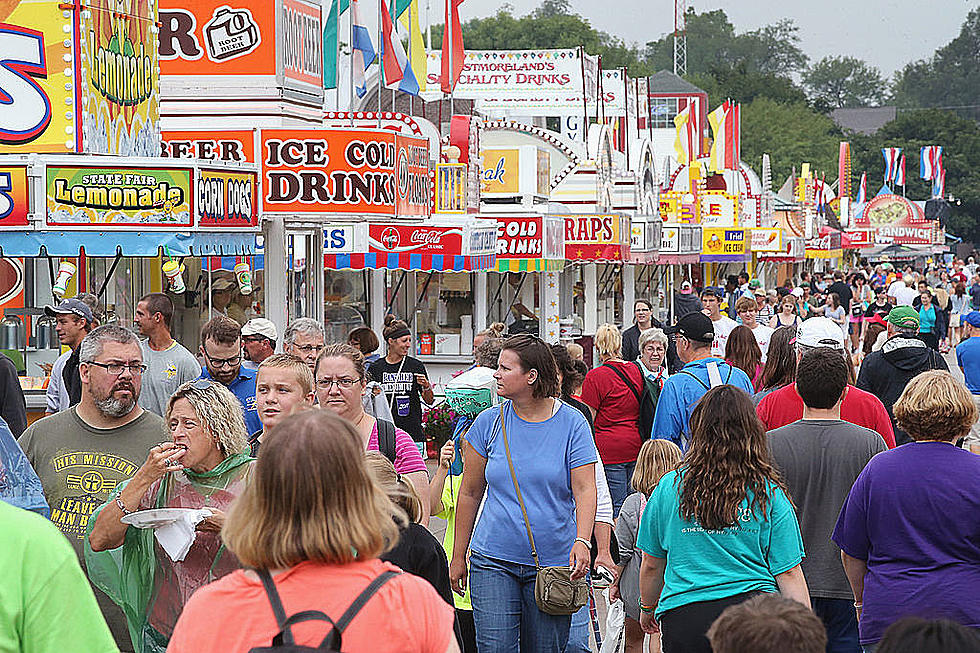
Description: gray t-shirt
xmin=18 ymin=407 xmax=166 ymax=651
xmin=768 ymin=418 xmax=888 ymax=599
xmin=138 ymin=340 xmax=202 ymax=417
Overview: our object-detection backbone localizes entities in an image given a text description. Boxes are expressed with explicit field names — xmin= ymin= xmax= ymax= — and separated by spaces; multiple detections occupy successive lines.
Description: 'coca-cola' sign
xmin=368 ymin=224 xmax=462 ymax=255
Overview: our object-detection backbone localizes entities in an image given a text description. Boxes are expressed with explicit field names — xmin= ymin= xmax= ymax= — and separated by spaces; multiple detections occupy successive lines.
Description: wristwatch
xmin=574 ymin=537 xmax=592 ymax=550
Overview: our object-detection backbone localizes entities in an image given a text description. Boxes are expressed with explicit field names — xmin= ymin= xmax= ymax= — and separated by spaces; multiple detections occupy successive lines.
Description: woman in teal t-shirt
xmin=636 ymin=385 xmax=809 ymax=653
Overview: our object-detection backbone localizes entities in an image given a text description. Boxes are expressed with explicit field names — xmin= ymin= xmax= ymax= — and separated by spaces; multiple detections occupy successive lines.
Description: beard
xmin=92 ymin=382 xmax=137 ymax=418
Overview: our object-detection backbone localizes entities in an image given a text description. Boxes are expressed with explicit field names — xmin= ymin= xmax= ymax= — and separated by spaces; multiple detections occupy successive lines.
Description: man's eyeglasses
xmin=292 ymin=344 xmax=323 ymax=354
xmin=316 ymin=377 xmax=361 ymax=389
xmin=203 ymin=351 xmax=241 ymax=368
xmin=85 ymin=361 xmax=147 ymax=376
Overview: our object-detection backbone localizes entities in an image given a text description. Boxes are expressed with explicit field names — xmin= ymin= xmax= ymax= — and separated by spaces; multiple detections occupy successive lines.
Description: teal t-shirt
xmin=636 ymin=469 xmax=804 ymax=618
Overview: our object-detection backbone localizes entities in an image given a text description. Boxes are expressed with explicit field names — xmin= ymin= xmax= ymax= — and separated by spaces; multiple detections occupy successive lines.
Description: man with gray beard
xmin=19 ymin=324 xmax=165 ymax=652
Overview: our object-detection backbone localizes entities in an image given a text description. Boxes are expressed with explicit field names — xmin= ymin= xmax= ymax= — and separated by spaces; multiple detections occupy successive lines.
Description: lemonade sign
xmin=46 ymin=167 xmax=192 ymax=227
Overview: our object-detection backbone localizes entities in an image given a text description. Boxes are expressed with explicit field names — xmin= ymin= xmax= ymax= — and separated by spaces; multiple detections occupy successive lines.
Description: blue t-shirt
xmin=651 ymin=358 xmax=754 ymax=450
xmin=956 ymin=337 xmax=980 ymax=394
xmin=198 ymin=367 xmax=261 ymax=435
xmin=636 ymin=469 xmax=804 ymax=619
xmin=918 ymin=305 xmax=936 ymax=334
xmin=466 ymin=400 xmax=597 ymax=567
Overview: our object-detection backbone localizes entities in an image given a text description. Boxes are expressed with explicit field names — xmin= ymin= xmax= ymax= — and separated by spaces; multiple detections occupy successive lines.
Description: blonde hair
xmin=893 ymin=371 xmax=977 ymax=442
xmin=364 ymin=452 xmax=422 ymax=523
xmin=477 ymin=322 xmax=506 ymax=339
xmin=257 ymin=353 xmax=315 ymax=395
xmin=631 ymin=439 xmax=683 ymax=495
xmin=166 ymin=381 xmax=249 ymax=456
xmin=595 ymin=323 xmax=623 ymax=361
xmin=222 ymin=410 xmax=402 ymax=569
xmin=566 ymin=343 xmax=584 ymax=361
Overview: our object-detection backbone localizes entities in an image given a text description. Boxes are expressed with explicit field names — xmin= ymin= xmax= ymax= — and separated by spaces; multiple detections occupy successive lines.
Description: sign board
xmin=0 ymin=167 xmax=30 ymax=228
xmin=160 ymin=1 xmax=274 ymax=75
xmin=563 ymin=214 xmax=630 ymax=261
xmin=161 ymin=130 xmax=257 ymax=163
xmin=198 ymin=169 xmax=258 ymax=227
xmin=701 ymin=227 xmax=746 ymax=261
xmin=436 ymin=164 xmax=466 ymax=214
xmin=277 ymin=0 xmax=322 ymax=98
xmin=46 ymin=166 xmax=192 ymax=227
xmin=858 ymin=194 xmax=935 ymax=245
xmin=750 ymin=228 xmax=782 ymax=252
xmin=0 ymin=0 xmax=160 ymax=155
xmin=481 ymin=149 xmax=520 ymax=195
xmin=421 ymin=49 xmax=598 ymax=114
xmin=700 ymin=191 xmax=739 ymax=227
xmin=602 ymin=69 xmax=626 ymax=117
xmin=260 ymin=129 xmax=430 ymax=217
xmin=322 ymin=225 xmax=361 ymax=253
xmin=806 ymin=231 xmax=843 ymax=258
xmin=491 ymin=215 xmax=562 ymax=261
xmin=367 ymin=223 xmax=494 ymax=257
xmin=845 ymin=229 xmax=875 ymax=249
xmin=661 ymin=224 xmax=679 ymax=253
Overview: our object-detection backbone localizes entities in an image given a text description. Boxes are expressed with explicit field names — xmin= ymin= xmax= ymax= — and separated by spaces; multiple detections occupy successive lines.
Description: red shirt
xmin=757 ymin=383 xmax=896 ymax=448
xmin=581 ymin=361 xmax=644 ymax=464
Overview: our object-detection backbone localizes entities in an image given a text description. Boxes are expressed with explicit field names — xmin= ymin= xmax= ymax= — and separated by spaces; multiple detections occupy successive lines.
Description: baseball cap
xmin=665 ymin=312 xmax=714 ymax=344
xmin=791 ymin=287 xmax=804 ymax=298
xmin=680 ymin=280 xmax=693 ymax=294
xmin=886 ymin=306 xmax=920 ymax=330
xmin=964 ymin=311 xmax=980 ymax=328
xmin=241 ymin=318 xmax=278 ymax=341
xmin=44 ymin=298 xmax=95 ymax=323
xmin=210 ymin=278 xmax=235 ymax=292
xmin=753 ymin=287 xmax=766 ymax=297
xmin=796 ymin=317 xmax=846 ymax=350
xmin=700 ymin=287 xmax=722 ymax=299
xmin=748 ymin=279 xmax=762 ymax=289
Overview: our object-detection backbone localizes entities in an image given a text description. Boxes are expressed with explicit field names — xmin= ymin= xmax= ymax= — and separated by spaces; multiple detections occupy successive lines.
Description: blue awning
xmin=0 ymin=231 xmax=258 ymax=257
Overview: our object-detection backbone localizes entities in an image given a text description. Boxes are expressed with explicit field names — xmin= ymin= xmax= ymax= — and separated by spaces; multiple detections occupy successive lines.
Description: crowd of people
xmin=1 ymin=257 xmax=980 ymax=653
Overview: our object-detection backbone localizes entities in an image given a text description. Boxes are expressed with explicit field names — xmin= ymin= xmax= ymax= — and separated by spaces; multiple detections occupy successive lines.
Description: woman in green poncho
xmin=86 ymin=379 xmax=253 ymax=653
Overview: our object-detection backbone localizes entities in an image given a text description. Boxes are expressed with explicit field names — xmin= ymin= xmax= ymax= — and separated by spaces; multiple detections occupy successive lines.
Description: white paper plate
xmin=121 ymin=508 xmax=211 ymax=529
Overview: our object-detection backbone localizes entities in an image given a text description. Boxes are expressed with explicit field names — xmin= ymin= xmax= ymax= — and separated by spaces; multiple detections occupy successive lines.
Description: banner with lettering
xmin=322 ymin=222 xmax=496 ymax=271
xmin=563 ymin=214 xmax=630 ymax=262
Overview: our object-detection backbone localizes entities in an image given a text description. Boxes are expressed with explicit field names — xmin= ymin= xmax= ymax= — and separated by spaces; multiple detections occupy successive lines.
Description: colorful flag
xmin=731 ymin=101 xmax=740 ymax=167
xmin=673 ymin=104 xmax=695 ymax=165
xmin=350 ymin=0 xmax=375 ymax=98
xmin=707 ymin=102 xmax=730 ymax=173
xmin=882 ymin=147 xmax=901 ymax=185
xmin=932 ymin=168 xmax=946 ymax=199
xmin=895 ymin=154 xmax=905 ymax=186
xmin=398 ymin=0 xmax=426 ymax=92
xmin=855 ymin=172 xmax=867 ymax=204
xmin=920 ymin=146 xmax=943 ymax=180
xmin=322 ymin=0 xmax=350 ymax=90
xmin=441 ymin=0 xmax=465 ymax=94
xmin=838 ymin=142 xmax=851 ymax=199
xmin=380 ymin=1 xmax=419 ymax=94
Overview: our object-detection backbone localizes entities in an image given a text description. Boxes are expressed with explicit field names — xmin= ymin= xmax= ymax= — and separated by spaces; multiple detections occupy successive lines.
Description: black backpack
xmin=603 ymin=362 xmax=659 ymax=440
xmin=249 ymin=568 xmax=399 ymax=652
xmin=376 ymin=419 xmax=397 ymax=464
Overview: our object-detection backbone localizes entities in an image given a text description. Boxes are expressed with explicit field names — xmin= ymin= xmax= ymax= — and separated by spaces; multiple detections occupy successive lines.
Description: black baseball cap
xmin=700 ymin=287 xmax=722 ymax=299
xmin=44 ymin=298 xmax=94 ymax=323
xmin=665 ymin=312 xmax=714 ymax=344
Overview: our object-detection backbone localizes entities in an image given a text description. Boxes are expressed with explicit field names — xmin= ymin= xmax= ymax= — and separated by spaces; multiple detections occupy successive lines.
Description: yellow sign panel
xmin=481 ymin=149 xmax=520 ymax=195
xmin=0 ymin=1 xmax=78 ymax=152
xmin=702 ymin=227 xmax=746 ymax=261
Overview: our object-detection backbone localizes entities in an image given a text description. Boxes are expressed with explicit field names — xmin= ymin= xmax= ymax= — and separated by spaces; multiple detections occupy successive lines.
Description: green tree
xmin=803 ymin=56 xmax=888 ymax=108
xmin=734 ymin=19 xmax=809 ymax=76
xmin=849 ymin=109 xmax=980 ymax=241
xmin=892 ymin=8 xmax=980 ymax=117
xmin=740 ymin=97 xmax=841 ymax=185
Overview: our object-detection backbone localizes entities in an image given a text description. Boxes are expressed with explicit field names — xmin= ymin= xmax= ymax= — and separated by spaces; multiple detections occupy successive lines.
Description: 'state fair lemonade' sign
xmin=46 ymin=167 xmax=192 ymax=227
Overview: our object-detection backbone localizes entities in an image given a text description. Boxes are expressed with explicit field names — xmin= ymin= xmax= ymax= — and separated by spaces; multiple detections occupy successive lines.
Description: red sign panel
xmin=495 ymin=216 xmax=544 ymax=258
xmin=368 ymin=224 xmax=463 ymax=256
xmin=563 ymin=214 xmax=630 ymax=261
xmin=161 ymin=130 xmax=256 ymax=163
xmin=260 ymin=129 xmax=429 ymax=217
xmin=198 ymin=169 xmax=258 ymax=228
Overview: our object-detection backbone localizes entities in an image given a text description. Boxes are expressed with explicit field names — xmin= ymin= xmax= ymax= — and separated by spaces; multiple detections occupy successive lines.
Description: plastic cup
xmin=162 ymin=260 xmax=186 ymax=294
xmin=234 ymin=262 xmax=253 ymax=295
xmin=52 ymin=261 xmax=77 ymax=298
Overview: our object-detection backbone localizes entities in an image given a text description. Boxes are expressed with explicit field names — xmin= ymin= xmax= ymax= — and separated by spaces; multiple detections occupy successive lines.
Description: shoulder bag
xmin=499 ymin=408 xmax=589 ymax=616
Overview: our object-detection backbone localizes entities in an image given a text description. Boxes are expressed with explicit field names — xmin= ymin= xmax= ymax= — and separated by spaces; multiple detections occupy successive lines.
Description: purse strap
xmin=499 ymin=405 xmax=541 ymax=570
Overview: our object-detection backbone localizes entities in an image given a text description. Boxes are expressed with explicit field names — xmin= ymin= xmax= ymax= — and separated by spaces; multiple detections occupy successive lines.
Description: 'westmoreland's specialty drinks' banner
xmin=420 ymin=49 xmax=599 ymax=115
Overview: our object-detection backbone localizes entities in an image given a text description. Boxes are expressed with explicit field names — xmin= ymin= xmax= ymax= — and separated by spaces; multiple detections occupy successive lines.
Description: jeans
xmin=604 ymin=461 xmax=636 ymax=518
xmin=566 ymin=574 xmax=592 ymax=653
xmin=469 ymin=551 xmax=571 ymax=653
xmin=812 ymin=597 xmax=861 ymax=653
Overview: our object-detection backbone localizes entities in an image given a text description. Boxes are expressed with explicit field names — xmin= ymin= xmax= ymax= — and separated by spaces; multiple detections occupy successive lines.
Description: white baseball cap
xmin=796 ymin=317 xmax=846 ymax=350
xmin=241 ymin=318 xmax=278 ymax=341
xmin=791 ymin=287 xmax=804 ymax=298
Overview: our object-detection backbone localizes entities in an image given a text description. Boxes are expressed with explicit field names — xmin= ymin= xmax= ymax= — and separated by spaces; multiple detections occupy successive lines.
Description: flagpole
xmin=349 ymin=2 xmax=355 ymax=126
xmin=378 ymin=0 xmax=383 ymax=128
xmin=333 ymin=0 xmax=340 ymax=111
xmin=579 ymin=46 xmax=587 ymax=146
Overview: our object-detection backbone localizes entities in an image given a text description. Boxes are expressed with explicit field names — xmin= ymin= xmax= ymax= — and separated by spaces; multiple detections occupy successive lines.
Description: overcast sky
xmin=438 ymin=0 xmax=974 ymax=77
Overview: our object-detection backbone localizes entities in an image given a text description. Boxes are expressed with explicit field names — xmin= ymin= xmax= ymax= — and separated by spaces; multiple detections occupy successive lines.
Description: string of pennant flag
xmin=881 ymin=146 xmax=945 ymax=198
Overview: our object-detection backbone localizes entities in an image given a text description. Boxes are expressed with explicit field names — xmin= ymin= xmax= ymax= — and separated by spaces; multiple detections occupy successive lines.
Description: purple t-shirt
xmin=367 ymin=421 xmax=427 ymax=475
xmin=832 ymin=442 xmax=980 ymax=644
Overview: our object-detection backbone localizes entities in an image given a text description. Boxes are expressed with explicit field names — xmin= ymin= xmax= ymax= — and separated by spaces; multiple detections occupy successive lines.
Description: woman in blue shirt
xmin=918 ymin=291 xmax=941 ymax=350
xmin=450 ymin=334 xmax=597 ymax=652
xmin=636 ymin=385 xmax=810 ymax=653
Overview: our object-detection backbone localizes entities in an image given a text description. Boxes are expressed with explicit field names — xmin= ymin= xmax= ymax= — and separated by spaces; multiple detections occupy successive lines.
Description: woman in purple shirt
xmin=833 ymin=371 xmax=980 ymax=651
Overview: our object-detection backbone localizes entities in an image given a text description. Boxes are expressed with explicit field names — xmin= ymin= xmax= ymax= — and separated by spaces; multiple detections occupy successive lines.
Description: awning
xmin=322 ymin=221 xmax=497 ymax=272
xmin=0 ymin=231 xmax=258 ymax=257
xmin=658 ymin=253 xmax=701 ymax=264
xmin=806 ymin=227 xmax=842 ymax=259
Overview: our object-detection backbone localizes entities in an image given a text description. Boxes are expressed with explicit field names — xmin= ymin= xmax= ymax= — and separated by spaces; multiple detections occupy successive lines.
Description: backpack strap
xmin=319 ymin=571 xmax=400 ymax=649
xmin=377 ymin=419 xmax=398 ymax=464
xmin=603 ymin=363 xmax=642 ymax=403
xmin=678 ymin=369 xmax=710 ymax=390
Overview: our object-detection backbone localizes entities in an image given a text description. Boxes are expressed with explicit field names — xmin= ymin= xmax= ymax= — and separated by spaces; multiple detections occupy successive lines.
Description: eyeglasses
xmin=203 ymin=351 xmax=241 ymax=368
xmin=292 ymin=344 xmax=323 ymax=354
xmin=316 ymin=377 xmax=361 ymax=389
xmin=85 ymin=361 xmax=147 ymax=376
